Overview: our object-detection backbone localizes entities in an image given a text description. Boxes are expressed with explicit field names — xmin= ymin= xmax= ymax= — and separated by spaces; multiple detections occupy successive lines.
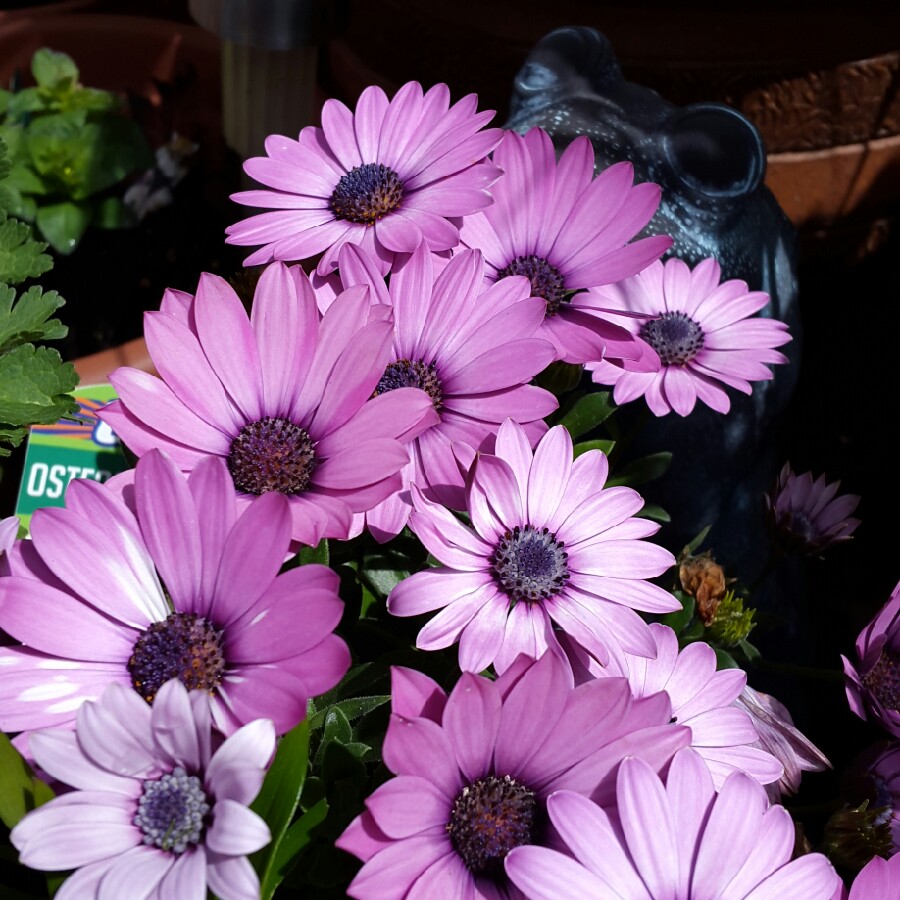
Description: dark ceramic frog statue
xmin=505 ymin=25 xmax=800 ymax=581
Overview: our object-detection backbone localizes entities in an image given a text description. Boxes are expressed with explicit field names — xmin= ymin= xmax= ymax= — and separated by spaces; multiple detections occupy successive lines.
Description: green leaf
xmin=32 ymin=49 xmax=79 ymax=92
xmin=556 ymin=391 xmax=615 ymax=440
xmin=714 ymin=647 xmax=740 ymax=670
xmin=307 ymin=695 xmax=390 ymax=731
xmin=738 ymin=638 xmax=761 ymax=662
xmin=6 ymin=88 xmax=47 ymax=120
xmin=0 ymin=215 xmax=52 ymax=285
xmin=606 ymin=451 xmax=673 ymax=488
xmin=0 ymin=343 xmax=78 ymax=426
xmin=297 ymin=539 xmax=329 ymax=567
xmin=91 ymin=195 xmax=135 ymax=230
xmin=535 ymin=360 xmax=582 ymax=395
xmin=659 ymin=592 xmax=695 ymax=635
xmin=0 ymin=732 xmax=54 ymax=828
xmin=35 ymin=200 xmax=92 ymax=255
xmin=0 ymin=424 xmax=27 ymax=455
xmin=263 ymin=798 xmax=329 ymax=893
xmin=0 ymin=285 xmax=68 ymax=352
xmin=681 ymin=525 xmax=713 ymax=557
xmin=4 ymin=162 xmax=49 ymax=196
xmin=321 ymin=707 xmax=352 ymax=746
xmin=573 ymin=438 xmax=615 ymax=458
xmin=250 ymin=721 xmax=311 ymax=900
xmin=637 ymin=502 xmax=671 ymax=523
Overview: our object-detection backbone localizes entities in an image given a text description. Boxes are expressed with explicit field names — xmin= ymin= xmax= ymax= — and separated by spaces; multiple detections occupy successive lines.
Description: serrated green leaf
xmin=0 ymin=424 xmax=27 ymax=455
xmin=0 ymin=285 xmax=67 ymax=351
xmin=606 ymin=451 xmax=673 ymax=488
xmin=35 ymin=200 xmax=92 ymax=255
xmin=307 ymin=695 xmax=390 ymax=731
xmin=573 ymin=438 xmax=615 ymax=458
xmin=0 ymin=133 xmax=10 ymax=178
xmin=0 ymin=732 xmax=54 ymax=828
xmin=556 ymin=390 xmax=615 ymax=440
xmin=0 ymin=343 xmax=78 ymax=425
xmin=0 ymin=217 xmax=52 ymax=285
xmin=250 ymin=721 xmax=310 ymax=900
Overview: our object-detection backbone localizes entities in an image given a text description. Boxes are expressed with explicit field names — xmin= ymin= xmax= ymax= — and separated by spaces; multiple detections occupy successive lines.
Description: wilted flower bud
xmin=679 ymin=550 xmax=732 ymax=624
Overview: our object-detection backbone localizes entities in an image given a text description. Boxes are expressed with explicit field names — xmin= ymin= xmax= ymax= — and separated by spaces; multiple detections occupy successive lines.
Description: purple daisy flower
xmin=837 ymin=851 xmax=900 ymax=899
xmin=735 ymin=685 xmax=831 ymax=801
xmin=336 ymin=651 xmax=690 ymax=899
xmin=0 ymin=450 xmax=349 ymax=739
xmin=843 ymin=579 xmax=900 ymax=737
xmin=765 ymin=462 xmax=861 ymax=556
xmin=457 ymin=127 xmax=672 ymax=364
xmin=98 ymin=261 xmax=438 ymax=547
xmin=388 ymin=418 xmax=679 ymax=674
xmin=225 ymin=81 xmax=503 ymax=275
xmin=842 ymin=739 xmax=900 ymax=856
xmin=333 ymin=242 xmax=557 ymax=540
xmin=564 ymin=623 xmax=783 ymax=790
xmin=586 ymin=256 xmax=792 ymax=416
xmin=505 ymin=748 xmax=839 ymax=900
xmin=12 ymin=679 xmax=273 ymax=900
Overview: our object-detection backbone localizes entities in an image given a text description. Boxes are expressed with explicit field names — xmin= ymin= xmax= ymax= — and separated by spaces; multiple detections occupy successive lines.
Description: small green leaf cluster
xmin=0 ymin=138 xmax=77 ymax=457
xmin=0 ymin=48 xmax=153 ymax=255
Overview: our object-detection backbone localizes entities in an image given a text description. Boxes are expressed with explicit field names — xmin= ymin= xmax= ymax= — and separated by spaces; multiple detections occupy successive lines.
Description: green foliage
xmin=705 ymin=591 xmax=757 ymax=648
xmin=0 ymin=734 xmax=54 ymax=830
xmin=0 ymin=48 xmax=153 ymax=255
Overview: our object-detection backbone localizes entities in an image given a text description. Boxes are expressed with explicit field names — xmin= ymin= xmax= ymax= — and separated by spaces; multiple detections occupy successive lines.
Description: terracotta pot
xmin=72 ymin=336 xmax=156 ymax=386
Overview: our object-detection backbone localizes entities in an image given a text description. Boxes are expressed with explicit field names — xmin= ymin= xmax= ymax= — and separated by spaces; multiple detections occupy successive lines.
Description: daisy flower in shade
xmin=11 ymin=679 xmax=273 ymax=900
xmin=735 ymin=685 xmax=830 ymax=802
xmin=333 ymin=241 xmax=557 ymax=539
xmin=563 ymin=623 xmax=783 ymax=790
xmin=225 ymin=81 xmax=503 ymax=275
xmin=843 ymin=579 xmax=900 ymax=738
xmin=0 ymin=450 xmax=349 ymax=740
xmin=841 ymin=739 xmax=900 ymax=856
xmin=388 ymin=418 xmax=679 ymax=674
xmin=98 ymin=261 xmax=439 ymax=547
xmin=457 ymin=127 xmax=672 ymax=364
xmin=505 ymin=748 xmax=839 ymax=900
xmin=336 ymin=651 xmax=691 ymax=899
xmin=765 ymin=462 xmax=861 ymax=557
xmin=586 ymin=256 xmax=792 ymax=416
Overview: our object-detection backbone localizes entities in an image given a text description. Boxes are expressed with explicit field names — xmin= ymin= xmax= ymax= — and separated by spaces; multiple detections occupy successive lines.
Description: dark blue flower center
xmin=373 ymin=358 xmax=443 ymax=410
xmin=128 ymin=612 xmax=225 ymax=703
xmin=639 ymin=311 xmax=705 ymax=366
xmin=862 ymin=649 xmax=900 ymax=712
xmin=497 ymin=254 xmax=567 ymax=317
xmin=448 ymin=774 xmax=537 ymax=877
xmin=228 ymin=416 xmax=316 ymax=496
xmin=331 ymin=162 xmax=404 ymax=224
xmin=134 ymin=766 xmax=210 ymax=854
xmin=491 ymin=524 xmax=569 ymax=604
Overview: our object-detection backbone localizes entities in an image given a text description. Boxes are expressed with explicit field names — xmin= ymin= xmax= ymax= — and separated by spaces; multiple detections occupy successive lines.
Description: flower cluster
xmin=0 ymin=77 xmax=872 ymax=899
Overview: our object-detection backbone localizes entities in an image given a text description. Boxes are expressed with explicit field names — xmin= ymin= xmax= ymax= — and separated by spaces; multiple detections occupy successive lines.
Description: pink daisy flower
xmin=225 ymin=81 xmax=503 ymax=275
xmin=336 ymin=651 xmax=690 ymax=899
xmin=98 ymin=262 xmax=438 ymax=547
xmin=505 ymin=748 xmax=839 ymax=900
xmin=12 ymin=679 xmax=273 ymax=900
xmin=735 ymin=685 xmax=830 ymax=801
xmin=388 ymin=418 xmax=679 ymax=674
xmin=843 ymin=579 xmax=900 ymax=738
xmin=0 ymin=450 xmax=349 ymax=739
xmin=564 ymin=623 xmax=784 ymax=789
xmin=586 ymin=256 xmax=792 ymax=416
xmin=765 ymin=462 xmax=861 ymax=556
xmin=457 ymin=127 xmax=672 ymax=364
xmin=333 ymin=242 xmax=557 ymax=540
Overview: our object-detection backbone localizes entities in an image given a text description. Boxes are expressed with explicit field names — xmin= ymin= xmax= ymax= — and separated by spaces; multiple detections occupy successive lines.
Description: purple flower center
xmin=228 ymin=416 xmax=316 ymax=496
xmin=331 ymin=162 xmax=404 ymax=225
xmin=862 ymin=649 xmax=900 ymax=712
xmin=134 ymin=765 xmax=210 ymax=854
xmin=497 ymin=254 xmax=567 ymax=317
xmin=640 ymin=311 xmax=705 ymax=366
xmin=374 ymin=358 xmax=443 ymax=410
xmin=447 ymin=774 xmax=537 ymax=876
xmin=128 ymin=612 xmax=225 ymax=703
xmin=490 ymin=524 xmax=569 ymax=604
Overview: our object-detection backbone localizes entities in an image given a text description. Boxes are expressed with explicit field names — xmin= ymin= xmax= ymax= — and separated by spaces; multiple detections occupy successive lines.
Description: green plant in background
xmin=0 ymin=135 xmax=77 ymax=458
xmin=0 ymin=48 xmax=153 ymax=256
